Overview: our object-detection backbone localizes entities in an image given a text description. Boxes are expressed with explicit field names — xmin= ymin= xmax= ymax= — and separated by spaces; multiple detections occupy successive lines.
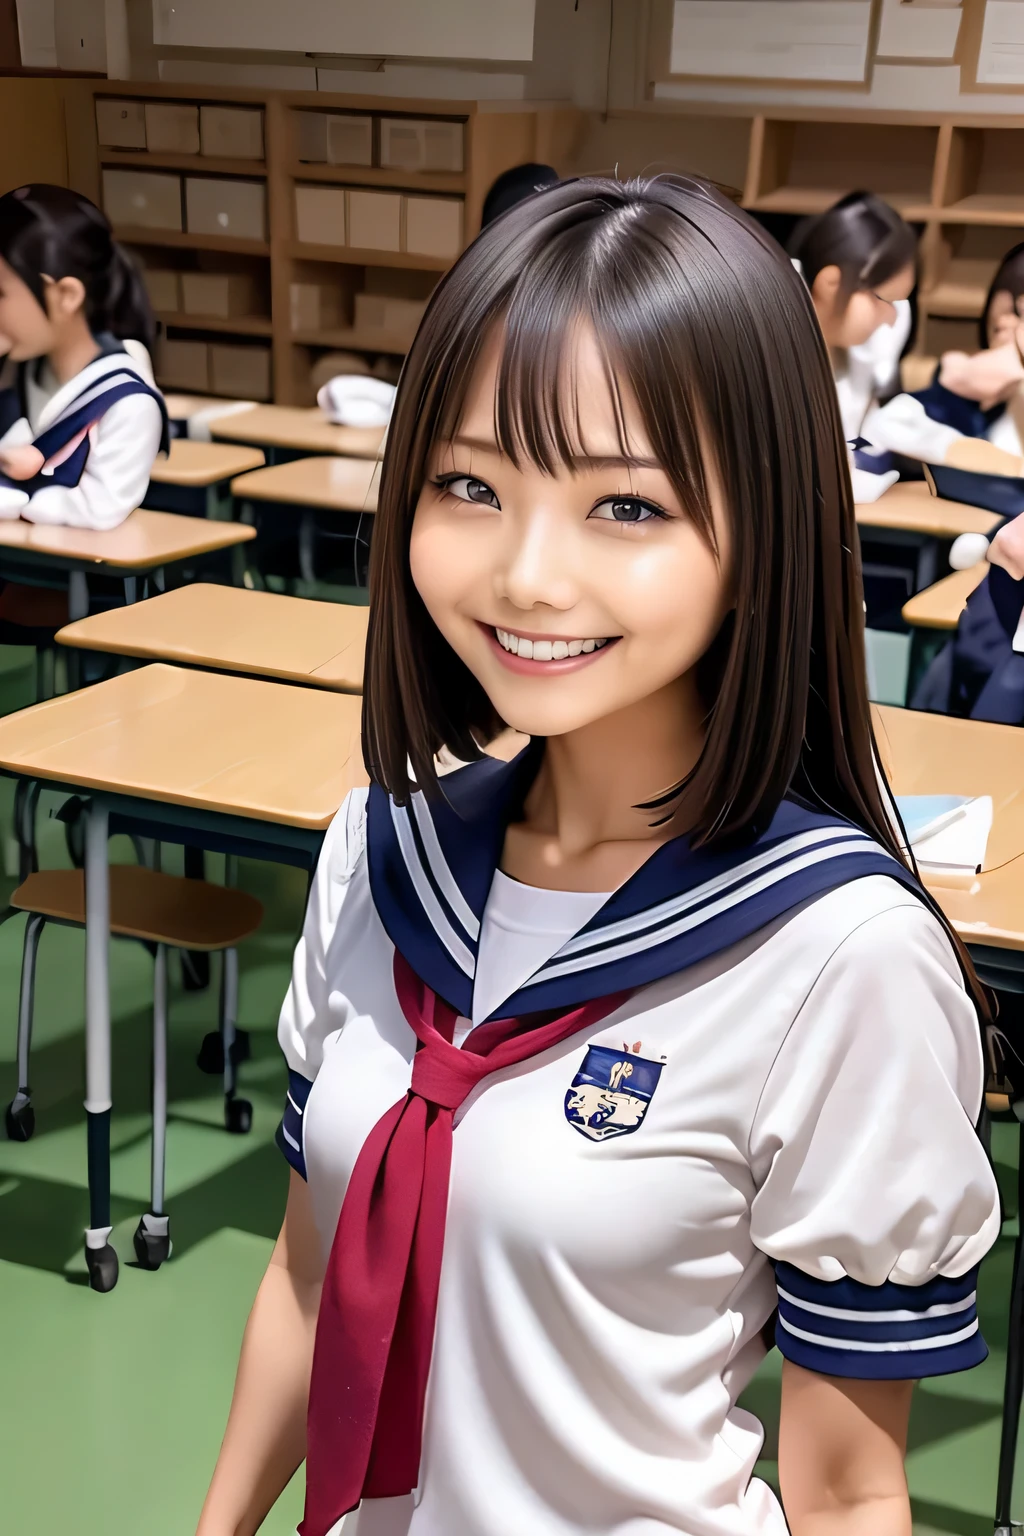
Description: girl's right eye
xmin=433 ymin=473 xmax=500 ymax=509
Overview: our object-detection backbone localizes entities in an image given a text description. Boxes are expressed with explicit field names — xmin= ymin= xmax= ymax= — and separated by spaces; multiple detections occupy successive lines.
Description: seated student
xmin=788 ymin=191 xmax=916 ymax=448
xmin=0 ymin=184 xmax=166 ymax=532
xmin=481 ymin=162 xmax=559 ymax=227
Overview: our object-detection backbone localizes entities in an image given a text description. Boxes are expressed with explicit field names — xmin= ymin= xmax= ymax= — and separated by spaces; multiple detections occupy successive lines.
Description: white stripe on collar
xmin=391 ymin=799 xmax=475 ymax=975
xmin=409 ymin=791 xmax=481 ymax=942
xmin=32 ymin=351 xmax=150 ymax=435
xmin=535 ymin=835 xmax=877 ymax=982
xmin=555 ymin=826 xmax=873 ymax=959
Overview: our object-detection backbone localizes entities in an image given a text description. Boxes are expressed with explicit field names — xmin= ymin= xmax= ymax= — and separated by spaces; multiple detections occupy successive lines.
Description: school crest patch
xmin=564 ymin=1043 xmax=663 ymax=1141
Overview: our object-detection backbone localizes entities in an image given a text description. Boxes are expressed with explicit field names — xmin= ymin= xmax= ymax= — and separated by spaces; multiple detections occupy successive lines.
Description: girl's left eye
xmin=589 ymin=496 xmax=666 ymax=525
xmin=434 ymin=473 xmax=500 ymax=508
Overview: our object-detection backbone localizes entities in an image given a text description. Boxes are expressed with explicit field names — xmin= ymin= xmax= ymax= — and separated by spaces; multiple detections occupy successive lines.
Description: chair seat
xmin=12 ymin=866 xmax=263 ymax=950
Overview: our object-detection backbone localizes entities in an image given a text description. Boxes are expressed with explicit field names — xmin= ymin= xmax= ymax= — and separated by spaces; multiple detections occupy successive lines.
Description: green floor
xmin=0 ymin=644 xmax=1018 ymax=1535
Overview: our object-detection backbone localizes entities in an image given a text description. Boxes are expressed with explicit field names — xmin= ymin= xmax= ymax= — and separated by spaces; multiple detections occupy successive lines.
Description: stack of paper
xmin=895 ymin=794 xmax=993 ymax=877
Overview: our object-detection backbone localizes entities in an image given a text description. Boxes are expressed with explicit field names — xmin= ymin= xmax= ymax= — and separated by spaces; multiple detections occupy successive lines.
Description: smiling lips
xmin=483 ymin=623 xmax=618 ymax=675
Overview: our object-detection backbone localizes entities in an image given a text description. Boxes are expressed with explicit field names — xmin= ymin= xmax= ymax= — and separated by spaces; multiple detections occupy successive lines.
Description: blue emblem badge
xmin=564 ymin=1044 xmax=664 ymax=1141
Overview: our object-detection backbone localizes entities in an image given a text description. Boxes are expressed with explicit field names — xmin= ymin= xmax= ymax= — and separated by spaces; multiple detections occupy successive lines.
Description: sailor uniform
xmin=835 ymin=297 xmax=912 ymax=442
xmin=278 ymin=756 xmax=999 ymax=1536
xmin=0 ymin=340 xmax=167 ymax=530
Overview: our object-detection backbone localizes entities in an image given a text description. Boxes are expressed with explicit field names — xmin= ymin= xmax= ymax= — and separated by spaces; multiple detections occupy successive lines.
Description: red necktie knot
xmin=410 ymin=1038 xmax=489 ymax=1112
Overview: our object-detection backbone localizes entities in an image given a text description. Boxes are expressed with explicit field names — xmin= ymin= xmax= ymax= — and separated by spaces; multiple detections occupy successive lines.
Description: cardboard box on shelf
xmin=297 ymin=113 xmax=329 ymax=164
xmin=181 ymin=272 xmax=262 ymax=319
xmin=290 ymin=282 xmax=343 ymax=332
xmin=348 ymin=190 xmax=401 ymax=252
xmin=353 ymin=292 xmax=427 ymax=338
xmin=185 ymin=178 xmax=266 ymax=242
xmin=210 ymin=343 xmax=272 ymax=401
xmin=96 ymin=99 xmax=147 ymax=150
xmin=327 ymin=115 xmax=374 ymax=167
xmin=404 ymin=196 xmax=463 ymax=260
xmin=144 ymin=103 xmax=200 ymax=156
xmin=141 ymin=269 xmax=181 ymax=312
xmin=380 ymin=118 xmax=463 ymax=173
xmin=102 ymin=169 xmax=183 ymax=231
xmin=156 ymin=337 xmax=209 ymax=392
xmin=200 ymin=106 xmax=264 ymax=161
xmin=294 ymin=185 xmax=347 ymax=246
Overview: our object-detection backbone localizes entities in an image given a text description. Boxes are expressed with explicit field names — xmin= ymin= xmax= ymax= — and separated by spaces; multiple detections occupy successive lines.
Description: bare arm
xmin=196 ymin=1171 xmax=326 ymax=1536
xmin=778 ymin=1361 xmax=914 ymax=1536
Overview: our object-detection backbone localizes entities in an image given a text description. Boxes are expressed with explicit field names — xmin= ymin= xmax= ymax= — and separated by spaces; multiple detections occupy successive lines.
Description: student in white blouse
xmin=197 ymin=177 xmax=998 ymax=1536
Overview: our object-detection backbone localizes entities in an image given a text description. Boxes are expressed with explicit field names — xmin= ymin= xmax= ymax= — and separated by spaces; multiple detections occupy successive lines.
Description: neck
xmin=524 ymin=672 xmax=706 ymax=860
xmin=48 ymin=319 xmax=101 ymax=387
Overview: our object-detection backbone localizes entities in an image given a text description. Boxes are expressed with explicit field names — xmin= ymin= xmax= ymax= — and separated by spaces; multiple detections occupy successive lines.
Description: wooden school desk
xmin=211 ymin=405 xmax=385 ymax=465
xmin=144 ymin=438 xmax=265 ymax=519
xmin=900 ymin=562 xmax=988 ymax=701
xmin=0 ymin=509 xmax=256 ymax=621
xmin=230 ymin=456 xmax=380 ymax=586
xmin=0 ymin=663 xmax=366 ymax=1290
xmin=856 ymin=481 xmax=1000 ymax=592
xmin=57 ymin=584 xmax=368 ymax=693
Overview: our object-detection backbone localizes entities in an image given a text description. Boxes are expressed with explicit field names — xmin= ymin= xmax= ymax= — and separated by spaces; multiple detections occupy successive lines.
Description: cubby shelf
xmin=292 ymin=325 xmax=413 ymax=355
xmin=919 ymin=282 xmax=988 ymax=319
xmin=290 ymin=162 xmax=466 ymax=194
xmin=157 ymin=311 xmax=274 ymax=337
xmin=116 ymin=227 xmax=271 ymax=256
xmin=100 ymin=151 xmax=267 ymax=177
xmin=286 ymin=240 xmax=450 ymax=271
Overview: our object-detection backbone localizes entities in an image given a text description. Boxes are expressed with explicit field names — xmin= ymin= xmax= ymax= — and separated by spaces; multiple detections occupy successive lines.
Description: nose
xmin=496 ymin=500 xmax=578 ymax=614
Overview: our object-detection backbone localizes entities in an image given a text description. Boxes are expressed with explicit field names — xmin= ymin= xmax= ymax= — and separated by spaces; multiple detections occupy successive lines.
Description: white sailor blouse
xmin=0 ymin=340 xmax=167 ymax=529
xmin=278 ymin=752 xmax=1000 ymax=1536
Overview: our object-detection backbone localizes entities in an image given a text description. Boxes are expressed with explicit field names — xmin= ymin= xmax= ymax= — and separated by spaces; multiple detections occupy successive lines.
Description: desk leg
xmin=299 ymin=511 xmax=316 ymax=585
xmin=996 ymin=1117 xmax=1024 ymax=1534
xmin=915 ymin=540 xmax=939 ymax=594
xmin=83 ymin=799 xmax=117 ymax=1293
xmin=67 ymin=572 xmax=89 ymax=693
xmin=123 ymin=576 xmax=138 ymax=606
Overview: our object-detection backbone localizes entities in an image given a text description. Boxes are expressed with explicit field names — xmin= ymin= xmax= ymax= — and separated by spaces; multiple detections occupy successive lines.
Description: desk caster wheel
xmin=133 ymin=1216 xmax=171 ymax=1270
xmin=225 ymin=1097 xmax=252 ymax=1135
xmin=5 ymin=1093 xmax=34 ymax=1141
xmin=86 ymin=1242 xmax=118 ymax=1293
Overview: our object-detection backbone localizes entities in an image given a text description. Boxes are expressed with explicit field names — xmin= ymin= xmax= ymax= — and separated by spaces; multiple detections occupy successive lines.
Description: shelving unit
xmin=60 ymin=83 xmax=1024 ymax=396
xmin=65 ymin=79 xmax=576 ymax=405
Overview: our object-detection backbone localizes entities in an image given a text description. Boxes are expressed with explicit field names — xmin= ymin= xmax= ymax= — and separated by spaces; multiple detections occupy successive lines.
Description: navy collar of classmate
xmin=0 ymin=337 xmax=169 ymax=495
xmin=367 ymin=744 xmax=921 ymax=1022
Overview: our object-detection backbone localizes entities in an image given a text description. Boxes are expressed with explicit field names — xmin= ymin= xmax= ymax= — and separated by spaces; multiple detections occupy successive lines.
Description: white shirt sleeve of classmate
xmin=19 ymin=391 xmax=164 ymax=530
xmin=749 ymin=898 xmax=1000 ymax=1378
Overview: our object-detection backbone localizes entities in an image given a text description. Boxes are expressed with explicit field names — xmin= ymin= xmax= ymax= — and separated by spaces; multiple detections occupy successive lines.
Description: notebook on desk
xmin=895 ymin=794 xmax=993 ymax=878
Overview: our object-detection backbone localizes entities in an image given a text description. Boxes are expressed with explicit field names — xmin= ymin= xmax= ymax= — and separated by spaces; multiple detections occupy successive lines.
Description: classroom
xmin=4 ymin=3 xmax=1024 ymax=1534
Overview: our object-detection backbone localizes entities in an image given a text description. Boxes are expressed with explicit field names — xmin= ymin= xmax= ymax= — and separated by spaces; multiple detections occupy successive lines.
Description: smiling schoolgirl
xmin=198 ymin=178 xmax=999 ymax=1536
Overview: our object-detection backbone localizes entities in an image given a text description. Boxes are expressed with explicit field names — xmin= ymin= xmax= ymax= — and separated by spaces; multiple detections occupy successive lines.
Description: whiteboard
xmin=670 ymin=0 xmax=873 ymax=82
xmin=151 ymin=0 xmax=536 ymax=61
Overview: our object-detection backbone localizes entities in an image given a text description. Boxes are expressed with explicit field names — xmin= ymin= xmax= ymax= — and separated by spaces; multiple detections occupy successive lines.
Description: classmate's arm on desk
xmin=18 ymin=392 xmax=163 ymax=530
xmin=779 ymin=1365 xmax=913 ymax=1536
xmin=195 ymin=1171 xmax=325 ymax=1536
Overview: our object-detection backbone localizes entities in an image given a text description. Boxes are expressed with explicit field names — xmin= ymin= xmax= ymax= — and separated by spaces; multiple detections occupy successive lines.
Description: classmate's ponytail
xmin=0 ymin=184 xmax=155 ymax=350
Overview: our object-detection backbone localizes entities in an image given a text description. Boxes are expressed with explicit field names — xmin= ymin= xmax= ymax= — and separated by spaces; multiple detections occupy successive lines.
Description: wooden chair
xmin=3 ymin=864 xmax=262 ymax=1292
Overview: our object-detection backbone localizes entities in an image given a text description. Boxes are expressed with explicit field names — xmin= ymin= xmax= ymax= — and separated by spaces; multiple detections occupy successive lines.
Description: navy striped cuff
xmin=275 ymin=1069 xmax=312 ymax=1180
xmin=775 ymin=1261 xmax=986 ymax=1379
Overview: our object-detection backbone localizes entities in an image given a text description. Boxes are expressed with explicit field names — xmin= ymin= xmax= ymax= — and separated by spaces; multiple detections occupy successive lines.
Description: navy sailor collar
xmin=366 ymin=745 xmax=922 ymax=1022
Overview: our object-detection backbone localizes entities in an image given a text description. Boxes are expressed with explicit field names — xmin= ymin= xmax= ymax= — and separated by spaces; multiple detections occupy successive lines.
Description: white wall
xmin=16 ymin=0 xmax=57 ymax=68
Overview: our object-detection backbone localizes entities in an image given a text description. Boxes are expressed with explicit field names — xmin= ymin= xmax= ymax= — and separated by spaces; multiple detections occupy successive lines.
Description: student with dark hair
xmin=0 ymin=183 xmax=166 ymax=533
xmin=789 ymin=191 xmax=916 ymax=441
xmin=480 ymin=161 xmax=559 ymax=227
xmin=197 ymin=177 xmax=997 ymax=1536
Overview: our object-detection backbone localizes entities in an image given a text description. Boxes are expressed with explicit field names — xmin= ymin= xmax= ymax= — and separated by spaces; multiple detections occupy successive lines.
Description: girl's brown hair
xmin=362 ymin=174 xmax=986 ymax=1012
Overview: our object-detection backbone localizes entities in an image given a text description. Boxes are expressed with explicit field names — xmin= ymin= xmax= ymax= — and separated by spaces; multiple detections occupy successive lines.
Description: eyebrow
xmin=448 ymin=434 xmax=661 ymax=470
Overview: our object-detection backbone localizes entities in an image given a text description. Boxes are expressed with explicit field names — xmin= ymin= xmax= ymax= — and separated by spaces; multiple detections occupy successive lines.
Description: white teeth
xmin=494 ymin=628 xmax=610 ymax=661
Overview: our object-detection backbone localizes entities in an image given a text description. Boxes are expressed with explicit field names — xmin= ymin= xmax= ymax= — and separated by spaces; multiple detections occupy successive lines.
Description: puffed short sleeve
xmin=275 ymin=787 xmax=368 ymax=1179
xmin=749 ymin=898 xmax=1001 ymax=1379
